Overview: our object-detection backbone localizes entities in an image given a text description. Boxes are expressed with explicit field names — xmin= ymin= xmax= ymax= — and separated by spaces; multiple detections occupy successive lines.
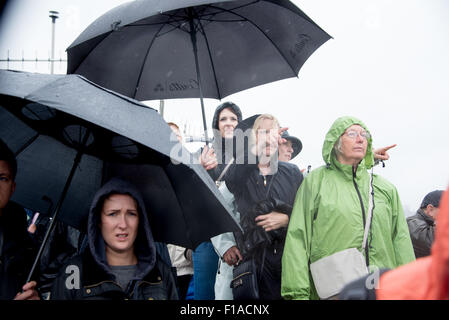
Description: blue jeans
xmin=192 ymin=241 xmax=219 ymax=300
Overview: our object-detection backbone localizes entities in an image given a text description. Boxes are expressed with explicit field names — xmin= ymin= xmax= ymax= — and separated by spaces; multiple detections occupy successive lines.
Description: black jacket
xmin=225 ymin=161 xmax=303 ymax=256
xmin=34 ymin=218 xmax=87 ymax=295
xmin=225 ymin=161 xmax=303 ymax=299
xmin=50 ymin=178 xmax=178 ymax=300
xmin=0 ymin=201 xmax=36 ymax=299
xmin=407 ymin=209 xmax=435 ymax=258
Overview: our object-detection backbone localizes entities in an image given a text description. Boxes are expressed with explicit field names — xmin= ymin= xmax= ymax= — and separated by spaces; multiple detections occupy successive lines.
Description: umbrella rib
xmin=195 ymin=11 xmax=222 ymax=99
xmin=77 ymin=76 xmax=153 ymax=110
xmin=23 ymin=105 xmax=44 ymax=121
xmin=207 ymin=4 xmax=298 ymax=77
xmin=13 ymin=132 xmax=40 ymax=157
xmin=62 ymin=127 xmax=75 ymax=146
xmin=128 ymin=17 xmax=186 ymax=27
xmin=198 ymin=1 xmax=260 ymax=19
xmin=132 ymin=13 xmax=180 ymax=99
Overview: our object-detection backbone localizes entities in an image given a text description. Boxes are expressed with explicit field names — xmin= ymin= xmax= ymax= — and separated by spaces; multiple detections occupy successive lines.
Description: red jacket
xmin=377 ymin=187 xmax=449 ymax=300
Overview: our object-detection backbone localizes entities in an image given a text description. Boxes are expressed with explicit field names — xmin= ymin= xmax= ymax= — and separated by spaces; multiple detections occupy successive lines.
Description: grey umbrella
xmin=0 ymin=69 xmax=241 ymax=282
xmin=67 ymin=0 xmax=331 ymax=141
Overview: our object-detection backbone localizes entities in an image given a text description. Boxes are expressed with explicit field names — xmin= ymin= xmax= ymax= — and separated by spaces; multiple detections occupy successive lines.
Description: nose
xmin=224 ymin=119 xmax=233 ymax=126
xmin=117 ymin=213 xmax=127 ymax=229
xmin=355 ymin=133 xmax=365 ymax=143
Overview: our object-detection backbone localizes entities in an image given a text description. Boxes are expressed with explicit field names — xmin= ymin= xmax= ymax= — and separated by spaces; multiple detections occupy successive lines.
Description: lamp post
xmin=49 ymin=10 xmax=59 ymax=74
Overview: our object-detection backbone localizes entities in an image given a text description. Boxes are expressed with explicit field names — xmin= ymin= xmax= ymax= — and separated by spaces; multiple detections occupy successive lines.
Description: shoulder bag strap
xmin=362 ymin=171 xmax=375 ymax=252
xmin=215 ymin=157 xmax=235 ymax=186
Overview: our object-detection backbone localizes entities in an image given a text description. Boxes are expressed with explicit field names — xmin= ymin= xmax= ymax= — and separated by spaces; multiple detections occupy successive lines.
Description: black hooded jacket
xmin=225 ymin=161 xmax=303 ymax=256
xmin=50 ymin=178 xmax=178 ymax=300
xmin=207 ymin=102 xmax=243 ymax=182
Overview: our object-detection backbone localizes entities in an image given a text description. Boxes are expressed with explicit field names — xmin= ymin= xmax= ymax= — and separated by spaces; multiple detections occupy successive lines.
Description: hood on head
xmin=212 ymin=101 xmax=242 ymax=131
xmin=87 ymin=177 xmax=156 ymax=277
xmin=322 ymin=116 xmax=374 ymax=169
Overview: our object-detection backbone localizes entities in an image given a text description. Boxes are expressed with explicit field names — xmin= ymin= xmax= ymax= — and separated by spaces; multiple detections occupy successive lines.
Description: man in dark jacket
xmin=50 ymin=178 xmax=178 ymax=300
xmin=407 ymin=190 xmax=443 ymax=258
xmin=0 ymin=139 xmax=38 ymax=300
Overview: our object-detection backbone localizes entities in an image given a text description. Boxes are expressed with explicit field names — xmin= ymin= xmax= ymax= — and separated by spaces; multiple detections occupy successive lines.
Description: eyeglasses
xmin=344 ymin=130 xmax=371 ymax=140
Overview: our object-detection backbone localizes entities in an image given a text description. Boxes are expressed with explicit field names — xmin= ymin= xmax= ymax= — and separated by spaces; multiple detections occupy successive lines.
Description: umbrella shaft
xmin=188 ymin=11 xmax=209 ymax=144
xmin=25 ymin=138 xmax=88 ymax=284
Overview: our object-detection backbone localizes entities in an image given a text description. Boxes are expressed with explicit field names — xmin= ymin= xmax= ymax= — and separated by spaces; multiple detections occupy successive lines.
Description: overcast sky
xmin=1 ymin=0 xmax=448 ymax=214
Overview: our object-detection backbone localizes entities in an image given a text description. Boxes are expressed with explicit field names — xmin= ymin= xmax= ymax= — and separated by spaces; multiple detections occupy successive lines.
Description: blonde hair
xmin=250 ymin=114 xmax=280 ymax=148
xmin=252 ymin=114 xmax=280 ymax=132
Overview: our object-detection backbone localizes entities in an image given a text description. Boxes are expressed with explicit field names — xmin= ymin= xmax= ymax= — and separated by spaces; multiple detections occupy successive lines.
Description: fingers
xmin=382 ymin=144 xmax=397 ymax=151
xmin=255 ymin=214 xmax=272 ymax=231
xmin=14 ymin=281 xmax=39 ymax=300
xmin=201 ymin=145 xmax=209 ymax=158
xmin=224 ymin=247 xmax=242 ymax=266
xmin=255 ymin=212 xmax=289 ymax=231
xmin=279 ymin=127 xmax=288 ymax=135
xmin=375 ymin=154 xmax=389 ymax=161
xmin=254 ymin=213 xmax=270 ymax=222
xmin=203 ymin=158 xmax=218 ymax=171
xmin=200 ymin=146 xmax=217 ymax=170
xmin=235 ymin=248 xmax=243 ymax=262
xmin=22 ymin=281 xmax=37 ymax=291
xmin=374 ymin=144 xmax=397 ymax=161
xmin=204 ymin=163 xmax=218 ymax=171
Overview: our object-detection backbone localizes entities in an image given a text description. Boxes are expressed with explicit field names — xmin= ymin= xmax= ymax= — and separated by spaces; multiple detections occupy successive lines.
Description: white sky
xmin=1 ymin=0 xmax=448 ymax=214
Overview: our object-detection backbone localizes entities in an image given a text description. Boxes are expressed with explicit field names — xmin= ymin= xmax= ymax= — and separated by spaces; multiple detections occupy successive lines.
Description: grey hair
xmin=333 ymin=136 xmax=343 ymax=156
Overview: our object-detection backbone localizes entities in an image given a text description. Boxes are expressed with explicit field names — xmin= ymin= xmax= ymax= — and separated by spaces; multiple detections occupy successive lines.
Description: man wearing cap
xmin=407 ymin=190 xmax=444 ymax=258
xmin=278 ymin=131 xmax=302 ymax=163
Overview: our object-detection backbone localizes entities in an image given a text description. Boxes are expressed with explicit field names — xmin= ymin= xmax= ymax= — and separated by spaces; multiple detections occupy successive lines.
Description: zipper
xmin=263 ymin=175 xmax=267 ymax=187
xmin=352 ymin=169 xmax=370 ymax=267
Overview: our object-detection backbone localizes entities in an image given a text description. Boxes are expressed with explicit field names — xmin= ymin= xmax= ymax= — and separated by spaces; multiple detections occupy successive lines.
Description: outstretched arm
xmin=373 ymin=144 xmax=397 ymax=161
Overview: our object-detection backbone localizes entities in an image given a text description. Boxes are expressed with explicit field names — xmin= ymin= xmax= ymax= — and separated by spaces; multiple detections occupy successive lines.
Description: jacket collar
xmin=81 ymin=250 xmax=164 ymax=289
xmin=417 ymin=209 xmax=435 ymax=225
xmin=330 ymin=153 xmax=367 ymax=182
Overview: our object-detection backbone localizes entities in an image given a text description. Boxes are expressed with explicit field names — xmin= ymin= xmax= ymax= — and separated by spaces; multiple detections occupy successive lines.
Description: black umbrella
xmin=67 ymin=0 xmax=331 ymax=141
xmin=0 ymin=69 xmax=241 ymax=282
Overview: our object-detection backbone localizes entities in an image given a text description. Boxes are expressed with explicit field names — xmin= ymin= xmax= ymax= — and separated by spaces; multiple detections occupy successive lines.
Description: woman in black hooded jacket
xmin=193 ymin=102 xmax=243 ymax=300
xmin=50 ymin=178 xmax=178 ymax=300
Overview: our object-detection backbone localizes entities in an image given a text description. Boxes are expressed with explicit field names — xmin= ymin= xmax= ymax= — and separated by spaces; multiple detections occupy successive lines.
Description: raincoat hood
xmin=212 ymin=101 xmax=242 ymax=132
xmin=210 ymin=102 xmax=242 ymax=172
xmin=87 ymin=178 xmax=157 ymax=280
xmin=322 ymin=116 xmax=374 ymax=169
xmin=377 ymin=187 xmax=449 ymax=299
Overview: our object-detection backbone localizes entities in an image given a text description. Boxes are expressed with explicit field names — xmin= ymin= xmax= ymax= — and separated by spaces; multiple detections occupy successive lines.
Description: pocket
xmin=138 ymin=281 xmax=169 ymax=300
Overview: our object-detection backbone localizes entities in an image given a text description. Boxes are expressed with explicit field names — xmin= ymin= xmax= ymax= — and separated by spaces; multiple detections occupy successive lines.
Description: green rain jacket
xmin=281 ymin=116 xmax=415 ymax=300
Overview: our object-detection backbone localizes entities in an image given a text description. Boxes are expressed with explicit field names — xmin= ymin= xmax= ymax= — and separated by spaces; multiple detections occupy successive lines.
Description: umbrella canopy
xmin=0 ymin=69 xmax=241 ymax=251
xmin=67 ymin=0 xmax=331 ymax=138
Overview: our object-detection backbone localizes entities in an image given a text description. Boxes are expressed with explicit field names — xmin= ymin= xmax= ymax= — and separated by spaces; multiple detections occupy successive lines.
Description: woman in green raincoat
xmin=281 ymin=116 xmax=415 ymax=300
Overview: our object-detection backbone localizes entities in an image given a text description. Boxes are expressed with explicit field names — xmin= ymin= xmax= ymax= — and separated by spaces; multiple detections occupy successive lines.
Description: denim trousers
xmin=192 ymin=241 xmax=219 ymax=300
